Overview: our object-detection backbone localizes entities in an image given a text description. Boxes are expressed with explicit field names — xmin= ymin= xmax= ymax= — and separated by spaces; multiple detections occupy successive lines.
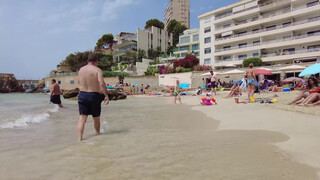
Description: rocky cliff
xmin=0 ymin=74 xmax=24 ymax=93
xmin=62 ymin=88 xmax=127 ymax=101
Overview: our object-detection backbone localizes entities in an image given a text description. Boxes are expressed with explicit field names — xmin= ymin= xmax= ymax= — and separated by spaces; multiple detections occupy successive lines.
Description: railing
xmin=215 ymin=31 xmax=320 ymax=53
xmin=215 ymin=1 xmax=319 ymax=31
xmin=262 ymin=48 xmax=320 ymax=58
xmin=216 ymin=15 xmax=320 ymax=42
xmin=48 ymin=72 xmax=78 ymax=78
xmin=214 ymin=0 xmax=287 ymax=20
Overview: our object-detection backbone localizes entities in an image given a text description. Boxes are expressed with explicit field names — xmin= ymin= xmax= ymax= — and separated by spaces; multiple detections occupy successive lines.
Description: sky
xmin=0 ymin=0 xmax=238 ymax=80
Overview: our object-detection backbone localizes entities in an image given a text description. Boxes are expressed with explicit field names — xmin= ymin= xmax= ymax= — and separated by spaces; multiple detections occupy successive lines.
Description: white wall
xmin=159 ymin=72 xmax=192 ymax=87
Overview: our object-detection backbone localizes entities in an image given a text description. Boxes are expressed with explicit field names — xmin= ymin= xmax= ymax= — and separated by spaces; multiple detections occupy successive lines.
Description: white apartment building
xmin=113 ymin=26 xmax=173 ymax=62
xmin=161 ymin=28 xmax=200 ymax=63
xmin=164 ymin=0 xmax=190 ymax=29
xmin=199 ymin=0 xmax=320 ymax=69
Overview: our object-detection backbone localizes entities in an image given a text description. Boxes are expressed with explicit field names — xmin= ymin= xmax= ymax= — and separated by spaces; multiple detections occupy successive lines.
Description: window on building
xmin=253 ymin=41 xmax=260 ymax=46
xmin=204 ymin=16 xmax=211 ymax=23
xmin=181 ymin=53 xmax=187 ymax=58
xmin=252 ymin=29 xmax=259 ymax=33
xmin=282 ymin=22 xmax=292 ymax=28
xmin=266 ymin=25 xmax=276 ymax=31
xmin=253 ymin=53 xmax=259 ymax=57
xmin=237 ymin=31 xmax=247 ymax=36
xmin=58 ymin=81 xmax=62 ymax=85
xmin=223 ymin=24 xmax=231 ymax=28
xmin=223 ymin=56 xmax=232 ymax=61
xmin=283 ymin=48 xmax=295 ymax=55
xmin=307 ymin=45 xmax=320 ymax=52
xmin=204 ymin=37 xmax=211 ymax=44
xmin=180 ymin=36 xmax=190 ymax=44
xmin=204 ymin=47 xmax=211 ymax=54
xmin=70 ymin=80 xmax=74 ymax=84
xmin=204 ymin=27 xmax=211 ymax=33
xmin=192 ymin=44 xmax=199 ymax=51
xmin=194 ymin=52 xmax=199 ymax=57
xmin=179 ymin=46 xmax=190 ymax=51
xmin=239 ymin=43 xmax=247 ymax=48
xmin=238 ymin=54 xmax=247 ymax=60
xmin=307 ymin=1 xmax=319 ymax=7
xmin=204 ymin=58 xmax=211 ymax=65
xmin=223 ymin=46 xmax=231 ymax=50
xmin=193 ymin=35 xmax=199 ymax=42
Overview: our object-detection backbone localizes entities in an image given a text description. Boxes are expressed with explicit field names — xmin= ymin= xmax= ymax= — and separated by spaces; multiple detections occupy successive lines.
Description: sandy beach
xmin=0 ymin=92 xmax=320 ymax=179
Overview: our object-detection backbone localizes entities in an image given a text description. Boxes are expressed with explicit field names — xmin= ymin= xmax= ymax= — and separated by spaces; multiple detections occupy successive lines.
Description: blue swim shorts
xmin=247 ymin=78 xmax=255 ymax=85
xmin=78 ymin=92 xmax=104 ymax=117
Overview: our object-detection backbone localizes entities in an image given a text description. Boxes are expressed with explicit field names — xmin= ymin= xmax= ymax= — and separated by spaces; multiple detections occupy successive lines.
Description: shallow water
xmin=0 ymin=95 xmax=317 ymax=179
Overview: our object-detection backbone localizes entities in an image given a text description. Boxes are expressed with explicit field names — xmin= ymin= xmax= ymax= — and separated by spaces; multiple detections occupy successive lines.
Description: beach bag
xmin=240 ymin=78 xmax=247 ymax=90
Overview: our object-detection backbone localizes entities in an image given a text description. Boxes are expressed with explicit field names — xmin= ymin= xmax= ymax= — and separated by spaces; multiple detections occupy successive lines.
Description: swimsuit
xmin=174 ymin=91 xmax=180 ymax=96
xmin=78 ymin=92 xmax=104 ymax=117
xmin=50 ymin=95 xmax=61 ymax=104
xmin=308 ymin=89 xmax=320 ymax=94
xmin=247 ymin=78 xmax=255 ymax=85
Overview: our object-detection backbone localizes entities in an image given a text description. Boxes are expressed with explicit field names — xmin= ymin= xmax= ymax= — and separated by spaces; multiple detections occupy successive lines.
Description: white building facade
xmin=199 ymin=0 xmax=320 ymax=69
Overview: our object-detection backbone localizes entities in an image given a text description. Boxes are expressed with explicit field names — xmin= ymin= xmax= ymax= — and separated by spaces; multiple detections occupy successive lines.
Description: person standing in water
xmin=174 ymin=80 xmax=182 ymax=104
xmin=209 ymin=71 xmax=218 ymax=95
xmin=77 ymin=53 xmax=109 ymax=142
xmin=245 ymin=63 xmax=257 ymax=101
xmin=50 ymin=79 xmax=63 ymax=108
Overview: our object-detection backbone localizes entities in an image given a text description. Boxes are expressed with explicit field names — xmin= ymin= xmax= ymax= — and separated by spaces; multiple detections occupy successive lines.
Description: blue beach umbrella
xmin=43 ymin=88 xmax=49 ymax=90
xmin=299 ymin=63 xmax=320 ymax=77
xmin=179 ymin=83 xmax=190 ymax=88
xmin=107 ymin=86 xmax=115 ymax=89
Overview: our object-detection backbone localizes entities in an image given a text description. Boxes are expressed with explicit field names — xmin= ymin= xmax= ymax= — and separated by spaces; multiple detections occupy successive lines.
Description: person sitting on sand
xmin=298 ymin=93 xmax=320 ymax=106
xmin=268 ymin=83 xmax=281 ymax=92
xmin=227 ymin=83 xmax=241 ymax=98
xmin=289 ymin=77 xmax=319 ymax=105
xmin=201 ymin=94 xmax=217 ymax=106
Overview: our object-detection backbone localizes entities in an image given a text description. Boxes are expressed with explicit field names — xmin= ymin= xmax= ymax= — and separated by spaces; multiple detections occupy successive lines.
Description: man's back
xmin=52 ymin=83 xmax=60 ymax=95
xmin=79 ymin=65 xmax=101 ymax=93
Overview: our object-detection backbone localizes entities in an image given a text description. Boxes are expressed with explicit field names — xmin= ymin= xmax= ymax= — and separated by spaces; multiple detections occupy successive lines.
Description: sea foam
xmin=0 ymin=105 xmax=59 ymax=129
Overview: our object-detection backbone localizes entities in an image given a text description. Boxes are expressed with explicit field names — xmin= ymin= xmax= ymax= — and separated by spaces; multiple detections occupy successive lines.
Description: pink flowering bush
xmin=158 ymin=65 xmax=171 ymax=74
xmin=173 ymin=55 xmax=199 ymax=68
xmin=194 ymin=65 xmax=213 ymax=71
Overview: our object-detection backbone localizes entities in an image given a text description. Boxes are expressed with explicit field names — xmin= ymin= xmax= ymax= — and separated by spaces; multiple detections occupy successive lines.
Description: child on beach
xmin=174 ymin=80 xmax=182 ymax=104
xmin=201 ymin=94 xmax=217 ymax=106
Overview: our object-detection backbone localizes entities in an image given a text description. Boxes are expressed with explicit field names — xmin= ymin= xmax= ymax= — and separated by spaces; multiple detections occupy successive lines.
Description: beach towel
xmin=240 ymin=78 xmax=247 ymax=90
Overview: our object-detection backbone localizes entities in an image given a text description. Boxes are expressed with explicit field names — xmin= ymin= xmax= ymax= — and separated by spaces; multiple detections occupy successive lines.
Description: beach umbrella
xmin=107 ymin=86 xmax=115 ymax=89
xmin=43 ymin=88 xmax=49 ymax=90
xmin=299 ymin=63 xmax=320 ymax=77
xmin=199 ymin=72 xmax=220 ymax=76
xmin=278 ymin=65 xmax=305 ymax=77
xmin=225 ymin=63 xmax=236 ymax=68
xmin=254 ymin=68 xmax=272 ymax=75
xmin=222 ymin=69 xmax=244 ymax=75
xmin=282 ymin=77 xmax=303 ymax=83
xmin=179 ymin=83 xmax=190 ymax=88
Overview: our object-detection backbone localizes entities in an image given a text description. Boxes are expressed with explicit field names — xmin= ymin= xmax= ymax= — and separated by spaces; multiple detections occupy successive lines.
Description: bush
xmin=175 ymin=67 xmax=193 ymax=73
xmin=112 ymin=66 xmax=119 ymax=71
xmin=145 ymin=66 xmax=159 ymax=76
xmin=158 ymin=65 xmax=171 ymax=74
xmin=102 ymin=71 xmax=129 ymax=77
xmin=149 ymin=60 xmax=164 ymax=65
xmin=194 ymin=65 xmax=213 ymax=71
xmin=173 ymin=54 xmax=199 ymax=68
xmin=243 ymin=57 xmax=262 ymax=67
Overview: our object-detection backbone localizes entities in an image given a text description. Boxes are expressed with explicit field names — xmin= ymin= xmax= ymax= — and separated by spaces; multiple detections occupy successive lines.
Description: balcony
xmin=214 ymin=0 xmax=287 ymax=21
xmin=215 ymin=31 xmax=320 ymax=54
xmin=215 ymin=1 xmax=320 ymax=32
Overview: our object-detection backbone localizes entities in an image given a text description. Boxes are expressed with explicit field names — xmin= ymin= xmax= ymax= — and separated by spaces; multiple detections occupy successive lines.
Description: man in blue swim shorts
xmin=77 ymin=53 xmax=109 ymax=142
xmin=245 ymin=63 xmax=257 ymax=101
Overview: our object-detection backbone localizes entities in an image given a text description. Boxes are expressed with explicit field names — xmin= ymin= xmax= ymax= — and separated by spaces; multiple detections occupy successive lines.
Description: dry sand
xmin=177 ymin=91 xmax=320 ymax=178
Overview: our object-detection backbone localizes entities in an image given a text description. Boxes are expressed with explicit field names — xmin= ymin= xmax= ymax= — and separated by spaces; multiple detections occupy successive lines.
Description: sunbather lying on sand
xmin=289 ymin=77 xmax=319 ymax=105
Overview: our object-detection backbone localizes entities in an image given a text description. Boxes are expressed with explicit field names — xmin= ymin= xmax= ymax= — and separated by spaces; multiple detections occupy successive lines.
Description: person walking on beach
xmin=50 ymin=79 xmax=63 ymax=108
xmin=174 ymin=80 xmax=182 ymax=104
xmin=245 ymin=63 xmax=257 ymax=101
xmin=209 ymin=71 xmax=218 ymax=95
xmin=77 ymin=53 xmax=109 ymax=142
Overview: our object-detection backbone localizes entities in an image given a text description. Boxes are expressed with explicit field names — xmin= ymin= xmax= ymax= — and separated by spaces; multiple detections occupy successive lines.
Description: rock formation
xmin=62 ymin=88 xmax=127 ymax=101
xmin=0 ymin=74 xmax=24 ymax=93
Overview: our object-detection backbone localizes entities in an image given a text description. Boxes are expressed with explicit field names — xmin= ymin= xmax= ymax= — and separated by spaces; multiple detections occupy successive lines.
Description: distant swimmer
xmin=50 ymin=79 xmax=63 ymax=108
xmin=77 ymin=53 xmax=109 ymax=142
xmin=245 ymin=63 xmax=257 ymax=101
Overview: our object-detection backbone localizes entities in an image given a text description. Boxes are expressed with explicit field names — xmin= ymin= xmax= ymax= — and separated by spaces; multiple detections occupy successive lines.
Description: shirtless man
xmin=77 ymin=53 xmax=109 ymax=142
xmin=209 ymin=71 xmax=218 ymax=95
xmin=50 ymin=79 xmax=63 ymax=107
xmin=245 ymin=63 xmax=257 ymax=101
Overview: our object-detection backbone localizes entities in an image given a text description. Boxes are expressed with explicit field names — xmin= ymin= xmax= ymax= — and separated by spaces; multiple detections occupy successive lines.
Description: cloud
xmin=101 ymin=0 xmax=142 ymax=21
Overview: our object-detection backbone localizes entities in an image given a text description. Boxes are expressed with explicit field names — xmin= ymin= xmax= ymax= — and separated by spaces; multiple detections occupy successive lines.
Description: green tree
xmin=137 ymin=49 xmax=147 ymax=62
xmin=64 ymin=51 xmax=91 ymax=71
xmin=166 ymin=19 xmax=188 ymax=46
xmin=96 ymin=34 xmax=114 ymax=49
xmin=145 ymin=19 xmax=164 ymax=29
xmin=124 ymin=51 xmax=137 ymax=64
xmin=243 ymin=57 xmax=263 ymax=67
xmin=97 ymin=54 xmax=114 ymax=71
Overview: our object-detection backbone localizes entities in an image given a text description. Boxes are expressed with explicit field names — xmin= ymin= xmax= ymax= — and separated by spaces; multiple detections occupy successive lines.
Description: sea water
xmin=0 ymin=93 xmax=58 ymax=129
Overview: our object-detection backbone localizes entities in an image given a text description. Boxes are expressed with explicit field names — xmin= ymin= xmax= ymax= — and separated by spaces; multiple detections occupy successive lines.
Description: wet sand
xmin=0 ymin=96 xmax=318 ymax=179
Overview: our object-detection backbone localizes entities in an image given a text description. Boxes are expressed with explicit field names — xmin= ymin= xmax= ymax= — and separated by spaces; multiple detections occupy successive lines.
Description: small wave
xmin=0 ymin=105 xmax=59 ymax=129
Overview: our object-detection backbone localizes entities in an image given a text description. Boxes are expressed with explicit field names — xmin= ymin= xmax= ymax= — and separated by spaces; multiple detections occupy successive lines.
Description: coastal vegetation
xmin=95 ymin=34 xmax=114 ymax=50
xmin=243 ymin=57 xmax=263 ymax=67
xmin=166 ymin=19 xmax=188 ymax=46
xmin=145 ymin=19 xmax=164 ymax=29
